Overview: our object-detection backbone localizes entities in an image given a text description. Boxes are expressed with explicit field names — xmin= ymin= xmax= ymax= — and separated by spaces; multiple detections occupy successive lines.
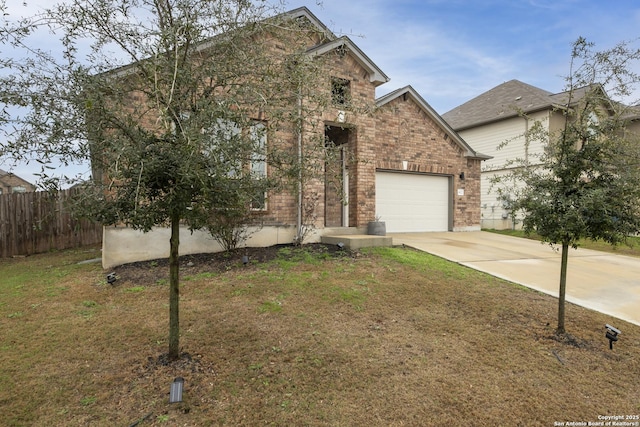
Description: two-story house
xmin=442 ymin=79 xmax=638 ymax=230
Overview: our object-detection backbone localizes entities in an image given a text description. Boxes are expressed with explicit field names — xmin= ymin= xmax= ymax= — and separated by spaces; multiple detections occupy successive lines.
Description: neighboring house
xmin=442 ymin=79 xmax=637 ymax=230
xmin=102 ymin=7 xmax=489 ymax=268
xmin=622 ymin=106 xmax=640 ymax=137
xmin=0 ymin=169 xmax=36 ymax=194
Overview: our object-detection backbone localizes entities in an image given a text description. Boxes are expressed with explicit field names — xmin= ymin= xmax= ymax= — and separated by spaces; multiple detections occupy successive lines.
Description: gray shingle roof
xmin=548 ymin=84 xmax=596 ymax=107
xmin=443 ymin=79 xmax=634 ymax=132
xmin=442 ymin=80 xmax=554 ymax=130
xmin=442 ymin=80 xmax=618 ymax=131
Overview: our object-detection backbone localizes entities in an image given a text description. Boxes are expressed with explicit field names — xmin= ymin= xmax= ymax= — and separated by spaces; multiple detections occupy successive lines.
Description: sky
xmin=293 ymin=0 xmax=640 ymax=112
xmin=2 ymin=0 xmax=640 ymax=186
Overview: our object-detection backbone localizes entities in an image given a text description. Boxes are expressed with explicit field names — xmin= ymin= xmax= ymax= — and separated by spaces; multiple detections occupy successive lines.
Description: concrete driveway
xmin=392 ymin=231 xmax=640 ymax=327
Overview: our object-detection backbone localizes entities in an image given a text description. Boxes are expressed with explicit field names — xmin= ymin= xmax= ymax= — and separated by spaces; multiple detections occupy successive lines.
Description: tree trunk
xmin=557 ymin=241 xmax=569 ymax=335
xmin=168 ymin=214 xmax=180 ymax=360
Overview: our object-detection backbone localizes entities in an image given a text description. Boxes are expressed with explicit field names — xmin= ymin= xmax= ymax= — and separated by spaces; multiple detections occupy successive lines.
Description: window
xmin=249 ymin=122 xmax=266 ymax=179
xmin=249 ymin=122 xmax=267 ymax=210
xmin=331 ymin=77 xmax=351 ymax=107
xmin=204 ymin=119 xmax=268 ymax=210
xmin=12 ymin=186 xmax=26 ymax=193
xmin=204 ymin=118 xmax=243 ymax=177
xmin=587 ymin=112 xmax=599 ymax=137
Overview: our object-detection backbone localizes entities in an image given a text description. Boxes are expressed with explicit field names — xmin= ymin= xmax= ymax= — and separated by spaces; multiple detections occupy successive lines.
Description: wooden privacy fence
xmin=0 ymin=189 xmax=102 ymax=258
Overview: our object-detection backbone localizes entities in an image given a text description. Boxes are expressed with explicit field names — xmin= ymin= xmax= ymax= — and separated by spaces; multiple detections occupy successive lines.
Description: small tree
xmin=494 ymin=37 xmax=640 ymax=334
xmin=1 ymin=0 xmax=330 ymax=359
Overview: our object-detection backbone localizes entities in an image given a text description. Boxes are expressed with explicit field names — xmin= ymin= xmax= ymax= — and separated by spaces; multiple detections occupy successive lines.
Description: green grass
xmin=366 ymin=246 xmax=484 ymax=280
xmin=258 ymin=299 xmax=284 ymax=313
xmin=332 ymin=285 xmax=368 ymax=310
xmin=486 ymin=228 xmax=640 ymax=257
xmin=273 ymin=245 xmax=332 ymax=269
xmin=0 ymin=244 xmax=639 ymax=426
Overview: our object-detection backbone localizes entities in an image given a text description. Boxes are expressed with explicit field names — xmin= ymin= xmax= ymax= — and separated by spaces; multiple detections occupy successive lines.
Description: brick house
xmin=102 ymin=7 xmax=489 ymax=268
xmin=0 ymin=169 xmax=36 ymax=194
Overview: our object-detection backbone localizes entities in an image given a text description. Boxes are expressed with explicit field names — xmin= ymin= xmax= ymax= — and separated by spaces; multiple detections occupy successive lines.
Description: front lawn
xmin=0 ymin=244 xmax=638 ymax=426
xmin=486 ymin=228 xmax=640 ymax=258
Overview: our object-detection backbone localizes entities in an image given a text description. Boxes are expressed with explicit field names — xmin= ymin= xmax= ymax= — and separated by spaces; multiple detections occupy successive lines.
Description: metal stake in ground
xmin=605 ymin=324 xmax=621 ymax=350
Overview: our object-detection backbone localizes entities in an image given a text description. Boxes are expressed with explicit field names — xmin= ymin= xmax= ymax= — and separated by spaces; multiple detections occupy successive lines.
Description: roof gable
xmin=0 ymin=169 xmax=35 ymax=188
xmin=377 ymin=86 xmax=490 ymax=160
xmin=284 ymin=7 xmax=336 ymax=42
xmin=107 ymin=6 xmax=340 ymax=80
xmin=306 ymin=36 xmax=389 ymax=87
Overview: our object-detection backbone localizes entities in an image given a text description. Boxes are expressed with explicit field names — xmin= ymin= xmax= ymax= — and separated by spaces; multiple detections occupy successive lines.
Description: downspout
xmin=296 ymin=88 xmax=303 ymax=243
xmin=514 ymin=115 xmax=530 ymax=231
xmin=524 ymin=115 xmax=530 ymax=166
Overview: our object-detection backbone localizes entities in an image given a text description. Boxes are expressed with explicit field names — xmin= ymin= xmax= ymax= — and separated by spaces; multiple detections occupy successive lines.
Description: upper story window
xmin=331 ymin=77 xmax=351 ymax=107
xmin=12 ymin=186 xmax=26 ymax=193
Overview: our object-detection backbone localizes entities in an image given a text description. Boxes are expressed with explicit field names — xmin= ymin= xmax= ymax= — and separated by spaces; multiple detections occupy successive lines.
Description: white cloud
xmin=5 ymin=0 xmax=640 ymax=184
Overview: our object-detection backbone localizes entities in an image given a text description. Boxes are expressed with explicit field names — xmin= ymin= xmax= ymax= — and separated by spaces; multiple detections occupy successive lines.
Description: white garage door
xmin=375 ymin=172 xmax=450 ymax=232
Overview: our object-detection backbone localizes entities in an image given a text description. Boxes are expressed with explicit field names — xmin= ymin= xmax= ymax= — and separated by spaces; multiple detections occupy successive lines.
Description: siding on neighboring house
xmin=442 ymin=79 xmax=629 ymax=230
xmin=454 ymin=110 xmax=552 ymax=228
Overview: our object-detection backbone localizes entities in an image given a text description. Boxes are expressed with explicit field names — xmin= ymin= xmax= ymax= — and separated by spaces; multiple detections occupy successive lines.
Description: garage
xmin=375 ymin=171 xmax=450 ymax=232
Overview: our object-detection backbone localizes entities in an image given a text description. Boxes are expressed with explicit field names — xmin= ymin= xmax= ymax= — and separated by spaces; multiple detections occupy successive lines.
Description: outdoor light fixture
xmin=169 ymin=377 xmax=184 ymax=403
xmin=605 ymin=324 xmax=621 ymax=350
xmin=337 ymin=242 xmax=345 ymax=250
xmin=459 ymin=172 xmax=465 ymax=180
xmin=106 ymin=272 xmax=117 ymax=285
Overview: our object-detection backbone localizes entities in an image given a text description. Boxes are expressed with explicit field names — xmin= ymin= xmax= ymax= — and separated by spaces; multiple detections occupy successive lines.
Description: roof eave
xmin=284 ymin=7 xmax=336 ymax=41
xmin=451 ymin=104 xmax=557 ymax=132
xmin=102 ymin=7 xmax=339 ymax=80
xmin=378 ymin=86 xmax=491 ymax=160
xmin=307 ymin=37 xmax=390 ymax=86
xmin=466 ymin=152 xmax=493 ymax=160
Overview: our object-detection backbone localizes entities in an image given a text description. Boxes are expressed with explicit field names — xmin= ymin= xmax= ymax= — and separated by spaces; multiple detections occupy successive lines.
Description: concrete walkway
xmin=392 ymin=231 xmax=640 ymax=327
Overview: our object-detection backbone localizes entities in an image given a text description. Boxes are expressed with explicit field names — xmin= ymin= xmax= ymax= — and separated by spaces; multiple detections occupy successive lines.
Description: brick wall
xmin=0 ymin=173 xmax=36 ymax=194
xmin=374 ymin=96 xmax=481 ymax=230
xmin=321 ymin=54 xmax=378 ymax=227
xmin=250 ymin=53 xmax=483 ymax=230
xmin=103 ymin=25 xmax=481 ymax=232
xmin=258 ymin=50 xmax=381 ymax=229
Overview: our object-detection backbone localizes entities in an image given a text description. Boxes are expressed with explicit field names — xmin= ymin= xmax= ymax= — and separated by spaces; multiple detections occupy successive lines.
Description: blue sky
xmin=3 ymin=0 xmax=640 ymax=184
xmin=292 ymin=0 xmax=640 ymax=113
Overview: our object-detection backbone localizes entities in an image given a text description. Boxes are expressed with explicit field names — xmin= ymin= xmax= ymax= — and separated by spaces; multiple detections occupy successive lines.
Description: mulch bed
xmin=112 ymin=242 xmax=355 ymax=286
